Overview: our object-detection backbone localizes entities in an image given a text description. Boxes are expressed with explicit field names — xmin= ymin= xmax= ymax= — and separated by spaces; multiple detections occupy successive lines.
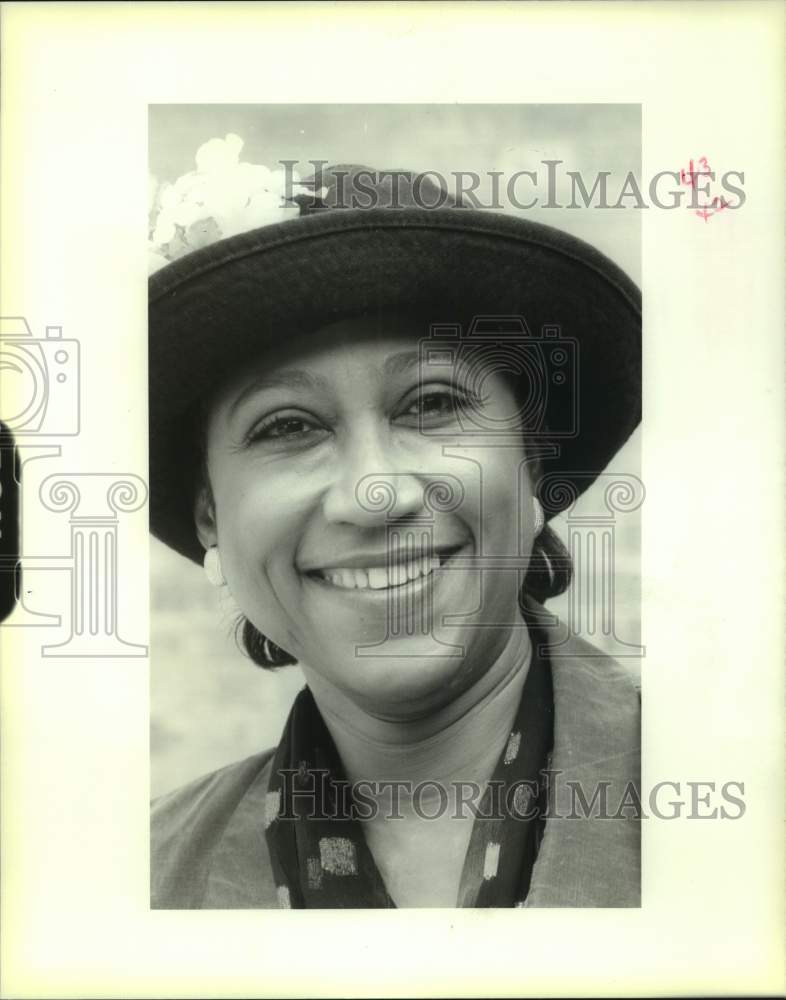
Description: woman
xmin=149 ymin=138 xmax=641 ymax=909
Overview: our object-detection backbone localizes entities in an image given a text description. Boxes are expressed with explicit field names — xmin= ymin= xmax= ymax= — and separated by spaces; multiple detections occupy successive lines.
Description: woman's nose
xmin=321 ymin=429 xmax=424 ymax=526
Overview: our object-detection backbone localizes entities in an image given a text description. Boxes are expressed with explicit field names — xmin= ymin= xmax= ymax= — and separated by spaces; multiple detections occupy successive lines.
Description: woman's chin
xmin=305 ymin=643 xmax=479 ymax=719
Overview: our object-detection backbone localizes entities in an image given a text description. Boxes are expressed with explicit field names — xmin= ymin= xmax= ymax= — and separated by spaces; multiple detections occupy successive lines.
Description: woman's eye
xmin=397 ymin=386 xmax=476 ymax=425
xmin=245 ymin=412 xmax=326 ymax=446
xmin=264 ymin=417 xmax=311 ymax=438
xmin=417 ymin=392 xmax=455 ymax=416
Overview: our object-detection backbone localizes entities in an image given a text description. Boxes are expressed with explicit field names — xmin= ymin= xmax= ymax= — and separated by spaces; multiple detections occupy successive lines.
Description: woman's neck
xmin=302 ymin=623 xmax=532 ymax=790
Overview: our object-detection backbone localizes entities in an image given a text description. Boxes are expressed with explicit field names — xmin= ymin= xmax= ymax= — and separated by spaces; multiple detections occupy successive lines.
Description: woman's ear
xmin=194 ymin=483 xmax=218 ymax=551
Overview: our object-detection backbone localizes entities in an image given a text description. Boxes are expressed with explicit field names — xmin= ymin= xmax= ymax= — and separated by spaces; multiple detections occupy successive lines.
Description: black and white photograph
xmin=148 ymin=104 xmax=643 ymax=910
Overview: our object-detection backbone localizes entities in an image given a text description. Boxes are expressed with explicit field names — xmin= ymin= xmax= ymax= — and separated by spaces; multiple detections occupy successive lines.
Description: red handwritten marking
xmin=695 ymin=196 xmax=730 ymax=223
xmin=680 ymin=157 xmax=729 ymax=221
xmin=680 ymin=157 xmax=711 ymax=188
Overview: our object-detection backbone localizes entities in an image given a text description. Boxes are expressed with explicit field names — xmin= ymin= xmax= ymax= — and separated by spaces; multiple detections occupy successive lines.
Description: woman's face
xmin=198 ymin=315 xmax=538 ymax=720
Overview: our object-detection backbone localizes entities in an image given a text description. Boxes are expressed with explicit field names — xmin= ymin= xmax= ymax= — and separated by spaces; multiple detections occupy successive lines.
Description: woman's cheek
xmin=221 ymin=501 xmax=306 ymax=656
xmin=214 ymin=474 xmax=278 ymax=588
xmin=477 ymin=450 xmax=530 ymax=548
xmin=226 ymin=470 xmax=313 ymax=593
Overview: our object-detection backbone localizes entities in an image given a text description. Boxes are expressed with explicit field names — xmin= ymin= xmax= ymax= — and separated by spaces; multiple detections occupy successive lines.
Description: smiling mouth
xmin=306 ymin=546 xmax=465 ymax=592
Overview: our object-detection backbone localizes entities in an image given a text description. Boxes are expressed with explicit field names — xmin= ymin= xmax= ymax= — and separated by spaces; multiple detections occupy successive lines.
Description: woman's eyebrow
xmin=381 ymin=350 xmax=421 ymax=379
xmin=228 ymin=369 xmax=329 ymax=419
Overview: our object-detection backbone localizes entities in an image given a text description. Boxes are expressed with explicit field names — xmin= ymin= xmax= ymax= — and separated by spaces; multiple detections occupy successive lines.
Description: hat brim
xmin=149 ymin=208 xmax=641 ymax=564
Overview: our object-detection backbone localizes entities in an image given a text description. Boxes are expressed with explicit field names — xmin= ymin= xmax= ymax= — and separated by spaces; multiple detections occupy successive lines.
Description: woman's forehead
xmin=216 ymin=314 xmax=433 ymax=403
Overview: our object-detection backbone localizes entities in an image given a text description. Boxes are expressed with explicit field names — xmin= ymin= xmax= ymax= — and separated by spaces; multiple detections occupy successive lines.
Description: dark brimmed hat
xmin=149 ymin=164 xmax=641 ymax=564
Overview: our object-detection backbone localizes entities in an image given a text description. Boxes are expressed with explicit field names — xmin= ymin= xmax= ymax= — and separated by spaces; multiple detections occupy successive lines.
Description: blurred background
xmin=149 ymin=104 xmax=641 ymax=797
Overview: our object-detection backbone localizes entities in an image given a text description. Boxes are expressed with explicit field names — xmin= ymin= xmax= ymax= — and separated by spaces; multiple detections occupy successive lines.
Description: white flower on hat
xmin=148 ymin=134 xmax=318 ymax=275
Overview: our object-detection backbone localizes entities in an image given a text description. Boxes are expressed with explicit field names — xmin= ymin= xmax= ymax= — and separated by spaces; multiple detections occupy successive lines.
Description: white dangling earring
xmin=203 ymin=545 xmax=225 ymax=587
xmin=532 ymin=497 xmax=545 ymax=536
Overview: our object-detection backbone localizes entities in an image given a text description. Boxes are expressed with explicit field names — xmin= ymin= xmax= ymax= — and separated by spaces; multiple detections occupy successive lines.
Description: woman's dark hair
xmin=193 ymin=381 xmax=574 ymax=671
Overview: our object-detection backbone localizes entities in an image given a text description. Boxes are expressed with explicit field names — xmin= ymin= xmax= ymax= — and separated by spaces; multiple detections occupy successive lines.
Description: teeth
xmin=367 ymin=567 xmax=388 ymax=590
xmin=319 ymin=553 xmax=452 ymax=590
xmin=390 ymin=563 xmax=408 ymax=586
